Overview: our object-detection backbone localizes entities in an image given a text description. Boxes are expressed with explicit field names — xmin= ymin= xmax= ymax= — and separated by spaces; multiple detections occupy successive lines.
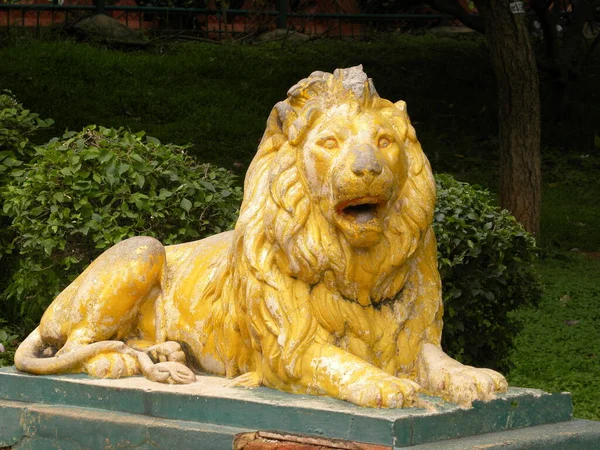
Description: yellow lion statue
xmin=15 ymin=66 xmax=507 ymax=408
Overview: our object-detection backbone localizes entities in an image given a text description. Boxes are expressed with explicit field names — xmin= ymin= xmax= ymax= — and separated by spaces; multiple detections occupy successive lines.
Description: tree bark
xmin=473 ymin=0 xmax=542 ymax=235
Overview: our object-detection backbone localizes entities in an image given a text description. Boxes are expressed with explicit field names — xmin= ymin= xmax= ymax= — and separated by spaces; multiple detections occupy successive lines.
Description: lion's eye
xmin=320 ymin=137 xmax=338 ymax=149
xmin=378 ymin=136 xmax=393 ymax=149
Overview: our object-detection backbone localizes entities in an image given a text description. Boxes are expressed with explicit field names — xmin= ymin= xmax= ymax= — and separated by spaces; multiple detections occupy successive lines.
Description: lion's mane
xmin=228 ymin=66 xmax=436 ymax=387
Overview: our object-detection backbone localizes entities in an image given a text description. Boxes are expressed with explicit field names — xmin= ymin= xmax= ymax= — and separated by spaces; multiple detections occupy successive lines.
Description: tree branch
xmin=426 ymin=0 xmax=485 ymax=33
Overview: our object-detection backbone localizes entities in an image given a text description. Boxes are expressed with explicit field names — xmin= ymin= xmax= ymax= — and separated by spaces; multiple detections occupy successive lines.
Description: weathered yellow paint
xmin=15 ymin=66 xmax=507 ymax=407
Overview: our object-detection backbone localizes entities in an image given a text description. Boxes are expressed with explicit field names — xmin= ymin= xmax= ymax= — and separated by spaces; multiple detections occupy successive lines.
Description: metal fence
xmin=0 ymin=0 xmax=458 ymax=41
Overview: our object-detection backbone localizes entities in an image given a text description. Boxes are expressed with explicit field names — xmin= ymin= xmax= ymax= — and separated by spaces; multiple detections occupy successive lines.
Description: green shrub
xmin=0 ymin=90 xmax=54 ymax=174
xmin=0 ymin=92 xmax=54 ymax=239
xmin=0 ymin=319 xmax=19 ymax=367
xmin=0 ymin=92 xmax=54 ymax=325
xmin=434 ymin=174 xmax=542 ymax=372
xmin=2 ymin=126 xmax=242 ymax=325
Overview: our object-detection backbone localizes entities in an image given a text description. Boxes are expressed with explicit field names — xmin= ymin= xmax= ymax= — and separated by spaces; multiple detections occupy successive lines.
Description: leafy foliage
xmin=0 ymin=92 xmax=54 ymax=329
xmin=0 ymin=319 xmax=19 ymax=367
xmin=434 ymin=174 xmax=542 ymax=372
xmin=1 ymin=126 xmax=242 ymax=326
xmin=0 ymin=90 xmax=54 ymax=167
xmin=0 ymin=91 xmax=54 ymax=219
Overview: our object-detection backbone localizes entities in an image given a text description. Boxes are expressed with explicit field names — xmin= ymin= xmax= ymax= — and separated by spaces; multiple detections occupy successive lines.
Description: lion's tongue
xmin=344 ymin=204 xmax=377 ymax=223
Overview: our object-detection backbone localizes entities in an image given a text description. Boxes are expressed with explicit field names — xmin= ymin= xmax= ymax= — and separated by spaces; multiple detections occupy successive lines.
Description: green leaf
xmin=98 ymin=150 xmax=113 ymax=163
xmin=83 ymin=148 xmax=101 ymax=160
xmin=106 ymin=160 xmax=117 ymax=176
xmin=199 ymin=180 xmax=216 ymax=192
xmin=117 ymin=162 xmax=130 ymax=176
xmin=146 ymin=136 xmax=161 ymax=145
xmin=158 ymin=188 xmax=173 ymax=199
xmin=130 ymin=153 xmax=145 ymax=163
xmin=136 ymin=173 xmax=145 ymax=188
xmin=42 ymin=239 xmax=56 ymax=255
xmin=2 ymin=157 xmax=22 ymax=167
xmin=30 ymin=206 xmax=44 ymax=216
xmin=180 ymin=198 xmax=192 ymax=212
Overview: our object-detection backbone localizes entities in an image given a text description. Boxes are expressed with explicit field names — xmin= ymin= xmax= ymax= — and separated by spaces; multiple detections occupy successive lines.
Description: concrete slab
xmin=0 ymin=366 xmax=597 ymax=449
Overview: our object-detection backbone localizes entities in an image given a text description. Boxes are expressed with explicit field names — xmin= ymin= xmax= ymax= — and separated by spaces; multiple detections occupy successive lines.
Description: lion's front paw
xmin=345 ymin=375 xmax=421 ymax=408
xmin=147 ymin=361 xmax=196 ymax=384
xmin=418 ymin=343 xmax=508 ymax=407
xmin=427 ymin=365 xmax=508 ymax=406
xmin=228 ymin=371 xmax=263 ymax=388
xmin=145 ymin=341 xmax=186 ymax=364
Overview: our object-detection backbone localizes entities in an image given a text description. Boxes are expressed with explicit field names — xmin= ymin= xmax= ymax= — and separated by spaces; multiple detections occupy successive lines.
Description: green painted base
xmin=1 ymin=367 xmax=599 ymax=449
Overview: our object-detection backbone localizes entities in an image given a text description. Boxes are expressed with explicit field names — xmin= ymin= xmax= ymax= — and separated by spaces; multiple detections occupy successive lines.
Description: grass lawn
xmin=509 ymin=254 xmax=600 ymax=420
xmin=0 ymin=36 xmax=599 ymax=419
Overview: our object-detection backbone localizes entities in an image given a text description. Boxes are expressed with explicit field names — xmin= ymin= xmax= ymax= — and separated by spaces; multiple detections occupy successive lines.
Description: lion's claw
xmin=426 ymin=365 xmax=507 ymax=406
xmin=148 ymin=361 xmax=196 ymax=384
xmin=418 ymin=344 xmax=508 ymax=407
xmin=228 ymin=371 xmax=263 ymax=388
xmin=346 ymin=375 xmax=421 ymax=408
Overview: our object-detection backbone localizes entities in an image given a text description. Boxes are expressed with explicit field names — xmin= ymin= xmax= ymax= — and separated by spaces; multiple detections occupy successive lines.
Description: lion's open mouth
xmin=336 ymin=196 xmax=384 ymax=224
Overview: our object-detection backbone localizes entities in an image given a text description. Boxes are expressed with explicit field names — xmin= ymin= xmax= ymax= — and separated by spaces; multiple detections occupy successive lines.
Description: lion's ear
xmin=273 ymin=101 xmax=295 ymax=132
xmin=394 ymin=100 xmax=407 ymax=112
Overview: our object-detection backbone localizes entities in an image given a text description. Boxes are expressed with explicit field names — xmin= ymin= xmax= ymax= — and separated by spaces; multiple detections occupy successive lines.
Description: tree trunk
xmin=473 ymin=0 xmax=542 ymax=235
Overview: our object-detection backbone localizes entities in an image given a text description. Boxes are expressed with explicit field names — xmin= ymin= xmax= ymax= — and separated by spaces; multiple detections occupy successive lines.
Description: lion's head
xmin=229 ymin=67 xmax=437 ymax=379
xmin=235 ymin=66 xmax=435 ymax=303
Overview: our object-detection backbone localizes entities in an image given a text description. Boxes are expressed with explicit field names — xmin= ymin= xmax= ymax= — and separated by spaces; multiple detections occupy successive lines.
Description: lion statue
xmin=15 ymin=66 xmax=507 ymax=408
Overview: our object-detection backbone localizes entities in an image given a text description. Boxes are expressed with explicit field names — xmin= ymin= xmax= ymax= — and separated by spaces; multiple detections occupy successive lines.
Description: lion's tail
xmin=14 ymin=327 xmax=128 ymax=375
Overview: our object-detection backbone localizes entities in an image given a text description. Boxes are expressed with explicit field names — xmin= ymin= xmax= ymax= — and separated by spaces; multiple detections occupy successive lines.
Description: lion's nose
xmin=351 ymin=145 xmax=383 ymax=177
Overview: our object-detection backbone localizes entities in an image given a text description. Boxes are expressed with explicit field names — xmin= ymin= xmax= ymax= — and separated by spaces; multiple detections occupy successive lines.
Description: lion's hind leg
xmin=19 ymin=237 xmax=194 ymax=384
xmin=56 ymin=336 xmax=195 ymax=384
xmin=15 ymin=331 xmax=136 ymax=378
xmin=84 ymin=351 xmax=140 ymax=379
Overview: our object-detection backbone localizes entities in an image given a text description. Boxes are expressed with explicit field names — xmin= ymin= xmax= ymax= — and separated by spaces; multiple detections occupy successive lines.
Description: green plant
xmin=434 ymin=174 xmax=542 ymax=372
xmin=0 ymin=90 xmax=53 ymax=168
xmin=0 ymin=319 xmax=19 ymax=367
xmin=0 ymin=91 xmax=54 ymax=230
xmin=2 ymin=125 xmax=242 ymax=326
xmin=0 ymin=91 xmax=54 ymax=217
xmin=0 ymin=92 xmax=54 ymax=324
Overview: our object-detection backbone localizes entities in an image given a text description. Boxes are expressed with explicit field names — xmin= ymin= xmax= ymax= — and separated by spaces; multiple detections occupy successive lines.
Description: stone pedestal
xmin=1 ymin=366 xmax=599 ymax=449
